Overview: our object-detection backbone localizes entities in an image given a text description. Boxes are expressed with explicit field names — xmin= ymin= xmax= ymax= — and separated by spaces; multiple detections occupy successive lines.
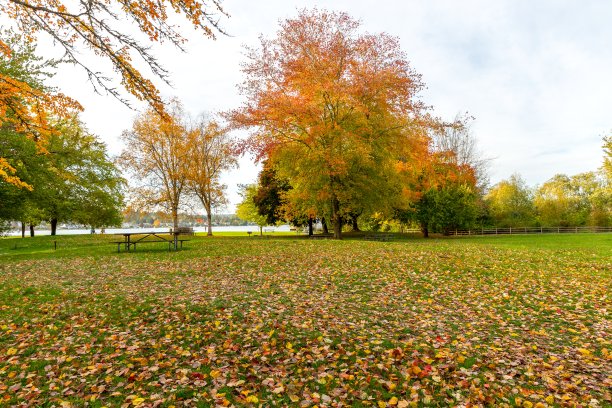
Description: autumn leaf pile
xmin=0 ymin=237 xmax=610 ymax=407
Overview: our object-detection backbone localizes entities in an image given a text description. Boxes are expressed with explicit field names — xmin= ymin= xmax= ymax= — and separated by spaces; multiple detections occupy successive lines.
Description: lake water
xmin=7 ymin=225 xmax=293 ymax=236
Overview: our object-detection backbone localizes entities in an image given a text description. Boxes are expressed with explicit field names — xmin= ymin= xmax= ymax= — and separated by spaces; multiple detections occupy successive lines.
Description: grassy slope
xmin=0 ymin=233 xmax=610 ymax=407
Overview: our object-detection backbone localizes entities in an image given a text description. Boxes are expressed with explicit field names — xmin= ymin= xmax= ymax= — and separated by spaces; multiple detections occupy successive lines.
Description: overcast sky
xmin=43 ymin=0 xmax=612 ymax=211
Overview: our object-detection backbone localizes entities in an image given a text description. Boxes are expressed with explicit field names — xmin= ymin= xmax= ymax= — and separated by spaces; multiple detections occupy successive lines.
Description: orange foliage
xmin=0 ymin=54 xmax=82 ymax=188
xmin=1 ymin=0 xmax=227 ymax=114
xmin=229 ymin=9 xmax=427 ymax=237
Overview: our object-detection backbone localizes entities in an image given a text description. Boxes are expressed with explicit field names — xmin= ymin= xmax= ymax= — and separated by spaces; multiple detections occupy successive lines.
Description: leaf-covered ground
xmin=0 ymin=234 xmax=610 ymax=407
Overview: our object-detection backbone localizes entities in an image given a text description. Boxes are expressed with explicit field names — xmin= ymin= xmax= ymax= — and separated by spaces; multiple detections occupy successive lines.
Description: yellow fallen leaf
xmin=378 ymin=401 xmax=387 ymax=408
xmin=577 ymin=348 xmax=591 ymax=356
xmin=522 ymin=401 xmax=533 ymax=408
xmin=6 ymin=348 xmax=17 ymax=356
xmin=245 ymin=395 xmax=259 ymax=403
xmin=397 ymin=400 xmax=410 ymax=408
xmin=132 ymin=397 xmax=145 ymax=406
xmin=545 ymin=395 xmax=554 ymax=404
xmin=388 ymin=396 xmax=398 ymax=406
xmin=412 ymin=366 xmax=421 ymax=375
xmin=289 ymin=395 xmax=299 ymax=402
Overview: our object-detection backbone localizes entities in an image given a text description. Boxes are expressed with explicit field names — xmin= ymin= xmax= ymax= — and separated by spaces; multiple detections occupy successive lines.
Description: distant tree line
xmin=237 ymin=136 xmax=611 ymax=235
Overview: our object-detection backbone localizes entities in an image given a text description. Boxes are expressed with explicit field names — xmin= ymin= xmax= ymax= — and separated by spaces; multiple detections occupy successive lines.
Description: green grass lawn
xmin=0 ymin=233 xmax=610 ymax=407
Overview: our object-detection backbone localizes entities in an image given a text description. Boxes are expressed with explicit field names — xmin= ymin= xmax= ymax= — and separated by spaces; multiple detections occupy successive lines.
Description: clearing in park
xmin=0 ymin=233 xmax=610 ymax=407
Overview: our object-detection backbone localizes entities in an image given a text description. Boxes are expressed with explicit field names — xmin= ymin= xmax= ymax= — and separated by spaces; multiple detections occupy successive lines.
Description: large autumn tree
xmin=230 ymin=9 xmax=426 ymax=239
xmin=186 ymin=116 xmax=237 ymax=236
xmin=119 ymin=99 xmax=192 ymax=230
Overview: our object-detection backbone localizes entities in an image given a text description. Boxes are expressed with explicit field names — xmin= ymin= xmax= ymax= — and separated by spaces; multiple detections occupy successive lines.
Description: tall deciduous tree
xmin=230 ymin=9 xmax=425 ymax=239
xmin=119 ymin=99 xmax=191 ymax=230
xmin=236 ymin=184 xmax=268 ymax=236
xmin=430 ymin=114 xmax=490 ymax=192
xmin=485 ymin=174 xmax=536 ymax=227
xmin=43 ymin=118 xmax=125 ymax=234
xmin=0 ymin=116 xmax=124 ymax=235
xmin=187 ymin=116 xmax=237 ymax=236
xmin=252 ymin=161 xmax=291 ymax=226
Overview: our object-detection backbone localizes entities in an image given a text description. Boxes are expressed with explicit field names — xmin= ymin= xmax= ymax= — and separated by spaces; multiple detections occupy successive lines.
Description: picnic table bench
xmin=111 ymin=231 xmax=190 ymax=252
xmin=309 ymin=234 xmax=333 ymax=239
xmin=363 ymin=233 xmax=394 ymax=242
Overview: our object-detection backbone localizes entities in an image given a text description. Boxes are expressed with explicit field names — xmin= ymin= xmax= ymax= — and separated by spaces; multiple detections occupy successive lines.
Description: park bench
xmin=363 ymin=233 xmax=394 ymax=242
xmin=174 ymin=226 xmax=194 ymax=235
xmin=309 ymin=234 xmax=333 ymax=239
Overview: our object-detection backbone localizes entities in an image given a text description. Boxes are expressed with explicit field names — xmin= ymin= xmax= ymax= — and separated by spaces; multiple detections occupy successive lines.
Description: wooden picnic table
xmin=112 ymin=231 xmax=189 ymax=252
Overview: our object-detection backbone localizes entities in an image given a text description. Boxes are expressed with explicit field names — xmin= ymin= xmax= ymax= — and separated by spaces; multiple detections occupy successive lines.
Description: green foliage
xmin=252 ymin=162 xmax=291 ymax=225
xmin=0 ymin=117 xmax=124 ymax=230
xmin=486 ymin=174 xmax=537 ymax=227
xmin=236 ymin=184 xmax=268 ymax=234
xmin=602 ymin=134 xmax=612 ymax=182
xmin=410 ymin=183 xmax=479 ymax=235
xmin=0 ymin=30 xmax=57 ymax=91
xmin=535 ymin=172 xmax=610 ymax=227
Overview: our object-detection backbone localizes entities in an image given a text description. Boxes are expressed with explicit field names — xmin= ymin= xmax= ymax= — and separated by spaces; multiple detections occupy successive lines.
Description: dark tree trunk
xmin=321 ymin=217 xmax=329 ymax=234
xmin=351 ymin=215 xmax=360 ymax=232
xmin=50 ymin=218 xmax=58 ymax=236
xmin=259 ymin=226 xmax=263 ymax=236
xmin=206 ymin=211 xmax=213 ymax=236
xmin=307 ymin=218 xmax=313 ymax=236
xmin=332 ymin=197 xmax=342 ymax=239
xmin=21 ymin=222 xmax=26 ymax=238
xmin=421 ymin=223 xmax=429 ymax=238
xmin=29 ymin=224 xmax=35 ymax=237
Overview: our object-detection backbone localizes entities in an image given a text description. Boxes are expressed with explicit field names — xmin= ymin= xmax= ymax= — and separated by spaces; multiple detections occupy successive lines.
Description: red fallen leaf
xmin=191 ymin=372 xmax=205 ymax=380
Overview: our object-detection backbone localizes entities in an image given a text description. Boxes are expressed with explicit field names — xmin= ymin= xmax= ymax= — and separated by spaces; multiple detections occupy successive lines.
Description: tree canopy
xmin=230 ymin=9 xmax=427 ymax=238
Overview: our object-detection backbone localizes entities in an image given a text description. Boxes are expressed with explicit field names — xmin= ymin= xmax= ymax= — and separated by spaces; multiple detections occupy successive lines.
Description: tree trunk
xmin=21 ymin=222 xmax=25 ymax=238
xmin=321 ymin=217 xmax=329 ymax=234
xmin=29 ymin=224 xmax=35 ymax=237
xmin=421 ymin=223 xmax=429 ymax=238
xmin=206 ymin=212 xmax=213 ymax=236
xmin=307 ymin=217 xmax=313 ymax=236
xmin=50 ymin=218 xmax=58 ymax=236
xmin=351 ymin=215 xmax=360 ymax=232
xmin=259 ymin=226 xmax=263 ymax=236
xmin=331 ymin=197 xmax=342 ymax=239
xmin=172 ymin=208 xmax=178 ymax=231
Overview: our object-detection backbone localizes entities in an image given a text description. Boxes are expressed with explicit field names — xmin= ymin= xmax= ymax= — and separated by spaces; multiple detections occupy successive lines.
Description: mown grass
xmin=0 ymin=233 xmax=610 ymax=407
